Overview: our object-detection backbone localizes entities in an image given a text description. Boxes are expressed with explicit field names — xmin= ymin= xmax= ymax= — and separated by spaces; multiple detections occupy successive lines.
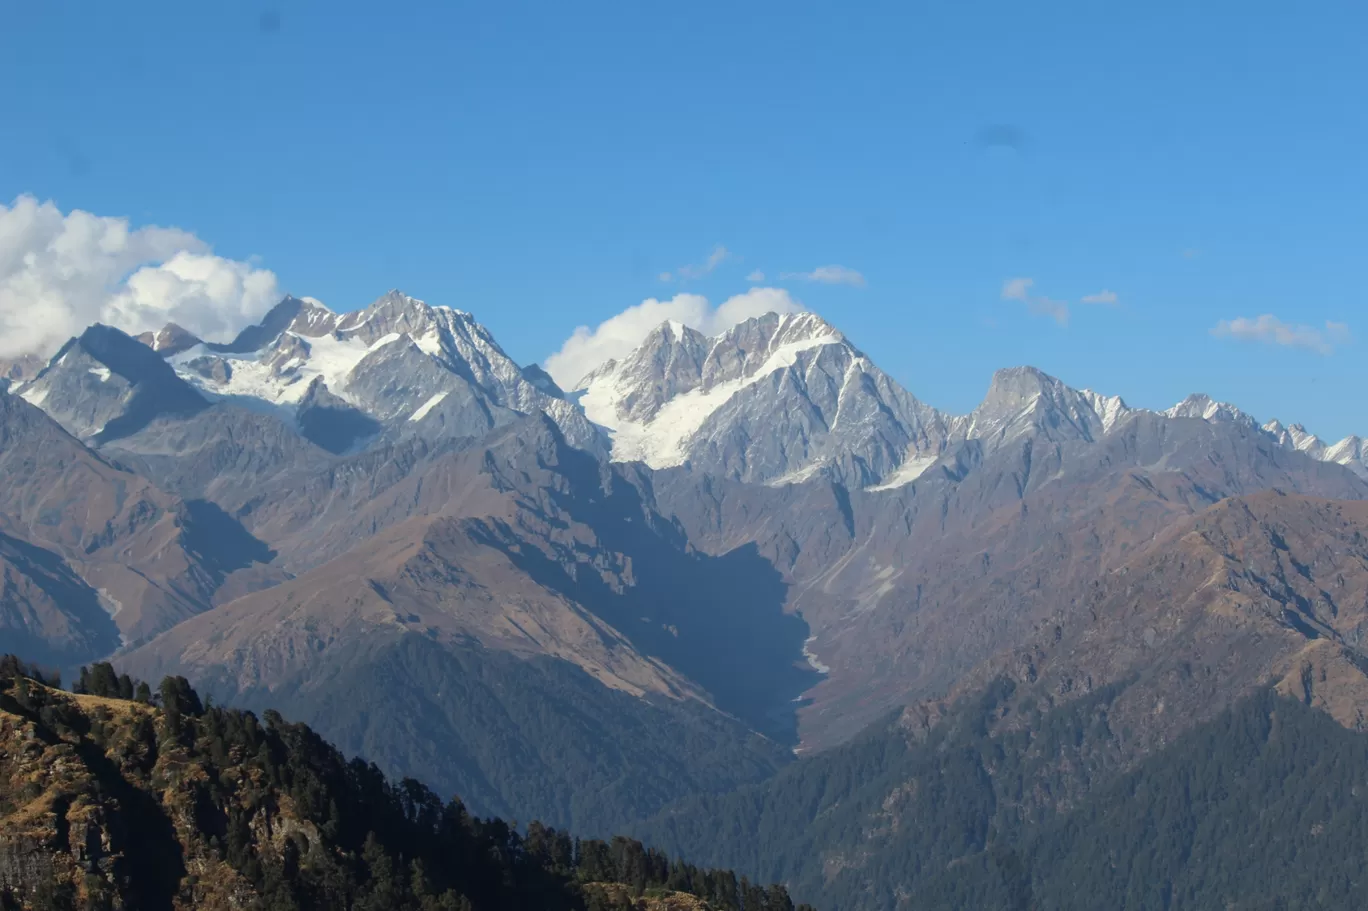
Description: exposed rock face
xmin=952 ymin=365 xmax=1129 ymax=449
xmin=576 ymin=313 xmax=950 ymax=487
xmin=154 ymin=290 xmax=605 ymax=455
xmin=293 ymin=377 xmax=381 ymax=454
xmin=648 ymin=410 xmax=1368 ymax=749
xmin=922 ymin=491 xmax=1368 ymax=749
xmin=15 ymin=325 xmax=207 ymax=444
xmin=1166 ymin=393 xmax=1368 ymax=479
xmin=134 ymin=323 xmax=202 ymax=357
xmin=578 ymin=317 xmax=1366 ymax=488
xmin=0 ymin=687 xmax=179 ymax=909
xmin=0 ymin=354 xmax=44 ymax=387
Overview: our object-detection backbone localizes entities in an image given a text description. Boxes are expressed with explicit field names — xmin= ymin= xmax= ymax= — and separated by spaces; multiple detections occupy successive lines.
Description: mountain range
xmin=4 ymin=290 xmax=1368 ymax=908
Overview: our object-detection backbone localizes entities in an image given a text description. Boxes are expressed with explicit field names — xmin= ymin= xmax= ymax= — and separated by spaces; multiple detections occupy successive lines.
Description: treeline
xmin=71 ymin=660 xmax=151 ymax=703
xmin=0 ymin=658 xmax=812 ymax=911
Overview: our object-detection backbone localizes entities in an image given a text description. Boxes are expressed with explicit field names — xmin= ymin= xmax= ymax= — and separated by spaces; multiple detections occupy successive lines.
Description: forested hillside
xmin=638 ymin=680 xmax=1368 ymax=910
xmin=0 ymin=656 xmax=808 ymax=911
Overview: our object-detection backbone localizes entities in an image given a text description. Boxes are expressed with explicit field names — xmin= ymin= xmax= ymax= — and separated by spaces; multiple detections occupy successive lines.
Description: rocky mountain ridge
xmin=576 ymin=314 xmax=1366 ymax=487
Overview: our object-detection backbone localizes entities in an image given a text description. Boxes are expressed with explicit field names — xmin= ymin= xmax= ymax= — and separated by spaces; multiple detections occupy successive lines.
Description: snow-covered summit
xmin=953 ymin=366 xmax=1133 ymax=448
xmin=17 ymin=324 xmax=207 ymax=443
xmin=572 ymin=313 xmax=1368 ymax=490
xmin=1161 ymin=393 xmax=1366 ymax=479
xmin=155 ymin=291 xmax=601 ymax=454
xmin=1164 ymin=393 xmax=1260 ymax=429
xmin=575 ymin=312 xmax=948 ymax=487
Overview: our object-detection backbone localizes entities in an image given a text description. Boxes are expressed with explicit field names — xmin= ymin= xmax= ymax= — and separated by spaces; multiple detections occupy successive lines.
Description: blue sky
xmin=1 ymin=1 xmax=1363 ymax=438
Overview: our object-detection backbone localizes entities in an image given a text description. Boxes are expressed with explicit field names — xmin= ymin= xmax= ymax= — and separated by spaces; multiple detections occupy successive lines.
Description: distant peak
xmin=294 ymin=295 xmax=333 ymax=313
xmin=981 ymin=365 xmax=1061 ymax=405
xmin=710 ymin=312 xmax=846 ymax=353
xmin=381 ymin=288 xmax=417 ymax=304
xmin=990 ymin=364 xmax=1052 ymax=383
xmin=966 ymin=366 xmax=1137 ymax=438
xmin=277 ymin=294 xmax=333 ymax=315
xmin=136 ymin=322 xmax=203 ymax=356
xmin=644 ymin=319 xmax=707 ymax=346
xmin=361 ymin=289 xmax=470 ymax=321
xmin=79 ymin=322 xmax=141 ymax=349
xmin=1165 ymin=393 xmax=1256 ymax=427
xmin=521 ymin=363 xmax=565 ymax=399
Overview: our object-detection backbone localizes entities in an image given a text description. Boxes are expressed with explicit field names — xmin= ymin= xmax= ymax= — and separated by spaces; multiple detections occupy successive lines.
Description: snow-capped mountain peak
xmin=1165 ymin=395 xmax=1365 ymax=478
xmin=149 ymin=291 xmax=601 ymax=454
xmin=576 ymin=311 xmax=945 ymax=486
xmin=1080 ymin=389 xmax=1131 ymax=434
xmin=955 ymin=366 xmax=1132 ymax=448
xmin=1163 ymin=393 xmax=1258 ymax=428
xmin=135 ymin=323 xmax=202 ymax=356
xmin=18 ymin=295 xmax=1359 ymax=490
xmin=17 ymin=324 xmax=206 ymax=443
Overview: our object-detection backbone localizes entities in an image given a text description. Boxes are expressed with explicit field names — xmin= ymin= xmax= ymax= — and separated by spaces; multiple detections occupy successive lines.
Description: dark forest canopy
xmin=0 ymin=656 xmax=811 ymax=911
xmin=639 ymin=679 xmax=1368 ymax=911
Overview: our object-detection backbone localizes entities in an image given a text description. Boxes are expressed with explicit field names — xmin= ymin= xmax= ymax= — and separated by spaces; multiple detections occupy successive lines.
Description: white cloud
xmin=780 ymin=265 xmax=866 ymax=287
xmin=662 ymin=245 xmax=733 ymax=282
xmin=712 ymin=287 xmax=801 ymax=330
xmin=746 ymin=270 xmax=765 ymax=282
xmin=1029 ymin=297 xmax=1070 ymax=326
xmin=1000 ymin=276 xmax=1068 ymax=326
xmin=1081 ymin=289 xmax=1119 ymax=305
xmin=0 ymin=195 xmax=279 ymax=359
xmin=543 ymin=287 xmax=804 ymax=388
xmin=1211 ymin=314 xmax=1351 ymax=355
xmin=1001 ymin=277 xmax=1033 ymax=301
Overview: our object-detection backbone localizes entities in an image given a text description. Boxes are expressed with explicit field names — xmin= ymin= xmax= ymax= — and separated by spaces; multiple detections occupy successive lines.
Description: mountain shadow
xmin=180 ymin=499 xmax=277 ymax=581
xmin=75 ymin=325 xmax=208 ymax=444
xmin=0 ymin=530 xmax=123 ymax=668
xmin=477 ymin=436 xmax=821 ymax=745
xmin=294 ymin=377 xmax=383 ymax=454
xmin=205 ymin=634 xmax=792 ymax=836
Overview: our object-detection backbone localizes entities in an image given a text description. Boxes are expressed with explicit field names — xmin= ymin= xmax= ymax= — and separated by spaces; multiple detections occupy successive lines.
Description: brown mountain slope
xmin=0 ymin=532 xmax=121 ymax=668
xmin=904 ymin=491 xmax=1368 ymax=750
xmin=0 ymin=389 xmax=270 ymax=654
xmin=113 ymin=417 xmax=810 ymax=831
xmin=124 ymin=415 xmax=816 ymax=738
xmin=650 ymin=411 xmax=1368 ymax=748
xmin=120 ymin=513 xmax=703 ymax=703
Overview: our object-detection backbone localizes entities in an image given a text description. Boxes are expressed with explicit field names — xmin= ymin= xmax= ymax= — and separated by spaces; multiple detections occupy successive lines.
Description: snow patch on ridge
xmin=171 ymin=331 xmax=374 ymax=408
xmin=802 ymin=637 xmax=830 ymax=675
xmin=580 ymin=329 xmax=840 ymax=469
xmin=867 ymin=453 xmax=940 ymax=491
xmin=18 ymin=385 xmax=48 ymax=407
xmin=409 ymin=391 xmax=448 ymax=422
xmin=1080 ymin=390 xmax=1130 ymax=433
